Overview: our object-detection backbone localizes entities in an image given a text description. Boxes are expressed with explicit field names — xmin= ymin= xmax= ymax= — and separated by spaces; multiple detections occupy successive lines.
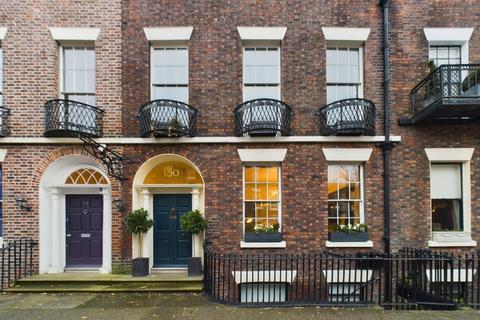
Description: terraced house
xmin=0 ymin=0 xmax=480 ymax=309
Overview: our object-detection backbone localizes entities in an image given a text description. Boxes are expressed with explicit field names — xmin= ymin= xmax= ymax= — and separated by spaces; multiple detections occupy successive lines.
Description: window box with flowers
xmin=245 ymin=223 xmax=282 ymax=243
xmin=328 ymin=224 xmax=369 ymax=242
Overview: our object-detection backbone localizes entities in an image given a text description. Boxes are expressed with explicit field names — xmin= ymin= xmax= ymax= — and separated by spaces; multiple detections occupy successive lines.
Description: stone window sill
xmin=240 ymin=241 xmax=286 ymax=249
xmin=325 ymin=240 xmax=373 ymax=248
xmin=428 ymin=240 xmax=477 ymax=247
xmin=429 ymin=231 xmax=476 ymax=247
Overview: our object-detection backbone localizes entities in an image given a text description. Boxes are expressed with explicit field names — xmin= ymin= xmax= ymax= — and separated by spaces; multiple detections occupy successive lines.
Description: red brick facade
xmin=0 ymin=0 xmax=478 ymax=272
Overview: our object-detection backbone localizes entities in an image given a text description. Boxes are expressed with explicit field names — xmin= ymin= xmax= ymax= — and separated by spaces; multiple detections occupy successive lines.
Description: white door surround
xmin=39 ymin=155 xmax=112 ymax=274
xmin=132 ymin=154 xmax=205 ymax=271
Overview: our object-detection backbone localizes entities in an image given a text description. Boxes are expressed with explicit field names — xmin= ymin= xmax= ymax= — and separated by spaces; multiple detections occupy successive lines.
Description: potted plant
xmin=179 ymin=209 xmax=207 ymax=276
xmin=123 ymin=208 xmax=154 ymax=277
xmin=328 ymin=223 xmax=369 ymax=242
xmin=244 ymin=223 xmax=282 ymax=243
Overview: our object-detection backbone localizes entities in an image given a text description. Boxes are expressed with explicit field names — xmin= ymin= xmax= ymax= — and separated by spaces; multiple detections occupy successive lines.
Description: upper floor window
xmin=430 ymin=163 xmax=463 ymax=232
xmin=327 ymin=164 xmax=364 ymax=228
xmin=61 ymin=46 xmax=95 ymax=106
xmin=326 ymin=47 xmax=362 ymax=104
xmin=429 ymin=46 xmax=461 ymax=67
xmin=151 ymin=46 xmax=188 ymax=103
xmin=243 ymin=47 xmax=280 ymax=101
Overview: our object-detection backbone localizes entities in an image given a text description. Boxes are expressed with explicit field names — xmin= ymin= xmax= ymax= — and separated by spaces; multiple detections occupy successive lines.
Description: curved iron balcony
xmin=234 ymin=99 xmax=293 ymax=136
xmin=317 ymin=98 xmax=376 ymax=136
xmin=138 ymin=99 xmax=198 ymax=138
xmin=0 ymin=106 xmax=10 ymax=137
xmin=402 ymin=64 xmax=480 ymax=124
xmin=44 ymin=99 xmax=104 ymax=138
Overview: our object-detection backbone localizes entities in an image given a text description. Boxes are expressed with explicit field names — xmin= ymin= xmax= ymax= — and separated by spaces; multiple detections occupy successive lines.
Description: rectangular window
xmin=431 ymin=164 xmax=463 ymax=232
xmin=61 ymin=46 xmax=96 ymax=106
xmin=243 ymin=47 xmax=280 ymax=101
xmin=327 ymin=164 xmax=364 ymax=228
xmin=326 ymin=47 xmax=362 ymax=104
xmin=151 ymin=47 xmax=188 ymax=103
xmin=244 ymin=164 xmax=281 ymax=233
xmin=240 ymin=283 xmax=287 ymax=303
xmin=429 ymin=46 xmax=461 ymax=67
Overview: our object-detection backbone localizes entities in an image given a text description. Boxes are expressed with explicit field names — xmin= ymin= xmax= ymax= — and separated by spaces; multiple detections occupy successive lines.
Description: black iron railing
xmin=0 ymin=238 xmax=37 ymax=290
xmin=234 ymin=99 xmax=293 ymax=136
xmin=411 ymin=64 xmax=480 ymax=116
xmin=44 ymin=99 xmax=104 ymax=138
xmin=204 ymin=245 xmax=480 ymax=310
xmin=317 ymin=99 xmax=376 ymax=136
xmin=0 ymin=106 xmax=10 ymax=137
xmin=138 ymin=99 xmax=198 ymax=137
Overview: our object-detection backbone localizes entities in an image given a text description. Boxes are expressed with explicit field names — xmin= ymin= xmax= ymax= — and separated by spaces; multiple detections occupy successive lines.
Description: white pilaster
xmin=191 ymin=188 xmax=203 ymax=258
xmin=100 ymin=188 xmax=112 ymax=274
xmin=140 ymin=188 xmax=153 ymax=269
xmin=48 ymin=188 xmax=63 ymax=273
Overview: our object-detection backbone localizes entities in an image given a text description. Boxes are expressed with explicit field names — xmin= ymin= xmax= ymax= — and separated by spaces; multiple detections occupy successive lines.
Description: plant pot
xmin=328 ymin=231 xmax=368 ymax=242
xmin=244 ymin=232 xmax=283 ymax=243
xmin=132 ymin=257 xmax=149 ymax=277
xmin=188 ymin=257 xmax=202 ymax=277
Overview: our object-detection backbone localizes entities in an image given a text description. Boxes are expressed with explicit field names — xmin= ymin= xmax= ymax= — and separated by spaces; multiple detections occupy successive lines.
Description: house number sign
xmin=164 ymin=167 xmax=181 ymax=178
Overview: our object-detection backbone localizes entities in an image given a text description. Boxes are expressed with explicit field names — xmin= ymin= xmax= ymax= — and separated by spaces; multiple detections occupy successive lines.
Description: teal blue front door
xmin=153 ymin=194 xmax=192 ymax=267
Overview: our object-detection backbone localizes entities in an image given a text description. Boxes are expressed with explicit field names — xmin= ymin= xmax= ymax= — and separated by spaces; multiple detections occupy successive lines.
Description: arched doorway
xmin=132 ymin=154 xmax=205 ymax=270
xmin=39 ymin=155 xmax=112 ymax=274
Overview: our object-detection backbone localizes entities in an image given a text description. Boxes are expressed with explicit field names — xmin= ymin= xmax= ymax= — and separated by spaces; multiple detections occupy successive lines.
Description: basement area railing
xmin=0 ymin=238 xmax=37 ymax=290
xmin=204 ymin=245 xmax=480 ymax=310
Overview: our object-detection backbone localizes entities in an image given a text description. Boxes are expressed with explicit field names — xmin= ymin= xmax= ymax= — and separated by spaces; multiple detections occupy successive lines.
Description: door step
xmin=151 ymin=267 xmax=187 ymax=274
xmin=64 ymin=267 xmax=100 ymax=272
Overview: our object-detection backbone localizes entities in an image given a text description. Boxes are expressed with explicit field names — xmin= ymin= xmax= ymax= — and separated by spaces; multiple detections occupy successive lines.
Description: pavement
xmin=0 ymin=292 xmax=479 ymax=320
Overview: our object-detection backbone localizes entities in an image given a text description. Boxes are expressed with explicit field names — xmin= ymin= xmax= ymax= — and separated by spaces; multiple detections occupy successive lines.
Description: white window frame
xmin=149 ymin=44 xmax=189 ymax=103
xmin=326 ymin=45 xmax=364 ymax=104
xmin=242 ymin=163 xmax=282 ymax=234
xmin=429 ymin=45 xmax=462 ymax=67
xmin=424 ymin=28 xmax=473 ymax=65
xmin=327 ymin=163 xmax=365 ymax=226
xmin=425 ymin=148 xmax=477 ymax=247
xmin=59 ymin=45 xmax=96 ymax=105
xmin=242 ymin=44 xmax=281 ymax=102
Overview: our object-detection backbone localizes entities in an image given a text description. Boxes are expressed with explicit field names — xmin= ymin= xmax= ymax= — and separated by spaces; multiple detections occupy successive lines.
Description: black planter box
xmin=244 ymin=232 xmax=282 ymax=243
xmin=188 ymin=257 xmax=202 ymax=277
xmin=328 ymin=231 xmax=368 ymax=242
xmin=132 ymin=257 xmax=149 ymax=277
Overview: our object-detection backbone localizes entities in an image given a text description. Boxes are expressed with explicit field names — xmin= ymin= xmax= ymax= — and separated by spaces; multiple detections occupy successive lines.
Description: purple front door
xmin=66 ymin=195 xmax=103 ymax=267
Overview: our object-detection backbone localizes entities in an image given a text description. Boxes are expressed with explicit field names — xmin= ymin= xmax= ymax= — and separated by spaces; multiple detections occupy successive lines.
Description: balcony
xmin=317 ymin=98 xmax=376 ymax=136
xmin=234 ymin=99 xmax=293 ymax=136
xmin=44 ymin=99 xmax=104 ymax=138
xmin=138 ymin=99 xmax=198 ymax=138
xmin=0 ymin=106 xmax=10 ymax=137
xmin=401 ymin=64 xmax=480 ymax=124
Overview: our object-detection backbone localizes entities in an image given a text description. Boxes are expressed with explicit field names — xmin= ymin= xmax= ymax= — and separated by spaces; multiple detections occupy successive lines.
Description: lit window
xmin=326 ymin=47 xmax=362 ymax=104
xmin=327 ymin=164 xmax=364 ymax=228
xmin=244 ymin=164 xmax=281 ymax=233
xmin=429 ymin=46 xmax=461 ymax=67
xmin=151 ymin=47 xmax=188 ymax=103
xmin=61 ymin=46 xmax=96 ymax=106
xmin=243 ymin=47 xmax=280 ymax=101
xmin=430 ymin=164 xmax=463 ymax=232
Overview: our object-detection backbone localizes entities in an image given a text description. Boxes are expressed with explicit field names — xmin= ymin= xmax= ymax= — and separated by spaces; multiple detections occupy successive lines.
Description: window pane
xmin=267 ymin=184 xmax=278 ymax=201
xmin=268 ymin=203 xmax=278 ymax=219
xmin=328 ymin=183 xmax=338 ymax=199
xmin=267 ymin=166 xmax=278 ymax=182
xmin=245 ymin=166 xmax=255 ymax=182
xmin=430 ymin=164 xmax=462 ymax=199
xmin=245 ymin=183 xmax=255 ymax=200
xmin=350 ymin=202 xmax=361 ymax=220
xmin=350 ymin=183 xmax=361 ymax=199
xmin=256 ymin=183 xmax=267 ymax=200
xmin=256 ymin=203 xmax=267 ymax=218
xmin=338 ymin=202 xmax=348 ymax=225
xmin=432 ymin=199 xmax=463 ymax=231
xmin=328 ymin=202 xmax=338 ymax=218
xmin=256 ymin=166 xmax=268 ymax=182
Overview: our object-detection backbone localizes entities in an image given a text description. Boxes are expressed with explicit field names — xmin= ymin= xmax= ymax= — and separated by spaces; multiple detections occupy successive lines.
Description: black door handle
xmin=169 ymin=208 xmax=177 ymax=219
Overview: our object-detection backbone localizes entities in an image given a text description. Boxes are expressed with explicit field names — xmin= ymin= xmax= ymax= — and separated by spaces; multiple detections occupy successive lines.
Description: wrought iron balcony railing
xmin=234 ymin=99 xmax=293 ymax=136
xmin=317 ymin=98 xmax=376 ymax=136
xmin=138 ymin=99 xmax=198 ymax=138
xmin=404 ymin=64 xmax=480 ymax=124
xmin=44 ymin=99 xmax=104 ymax=138
xmin=0 ymin=106 xmax=10 ymax=137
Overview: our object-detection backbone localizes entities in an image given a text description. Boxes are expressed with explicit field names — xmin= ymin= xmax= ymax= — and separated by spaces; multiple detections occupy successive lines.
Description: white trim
xmin=233 ymin=270 xmax=296 ymax=283
xmin=240 ymin=241 xmax=286 ymax=249
xmin=237 ymin=27 xmax=287 ymax=41
xmin=0 ymin=136 xmax=402 ymax=144
xmin=0 ymin=27 xmax=7 ymax=41
xmin=49 ymin=28 xmax=100 ymax=42
xmin=237 ymin=148 xmax=287 ymax=162
xmin=322 ymin=148 xmax=373 ymax=162
xmin=425 ymin=148 xmax=474 ymax=162
xmin=425 ymin=269 xmax=476 ymax=282
xmin=0 ymin=149 xmax=7 ymax=162
xmin=428 ymin=240 xmax=477 ymax=247
xmin=325 ymin=240 xmax=373 ymax=248
xmin=323 ymin=270 xmax=373 ymax=283
xmin=424 ymin=28 xmax=474 ymax=45
xmin=143 ymin=27 xmax=193 ymax=42
xmin=322 ymin=27 xmax=371 ymax=43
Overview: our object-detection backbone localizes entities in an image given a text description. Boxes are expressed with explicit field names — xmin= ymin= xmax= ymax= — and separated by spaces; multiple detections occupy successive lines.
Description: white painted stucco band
xmin=237 ymin=27 xmax=287 ymax=41
xmin=143 ymin=27 xmax=193 ymax=42
xmin=322 ymin=27 xmax=371 ymax=42
xmin=49 ymin=28 xmax=101 ymax=41
xmin=237 ymin=148 xmax=287 ymax=162
xmin=322 ymin=148 xmax=373 ymax=162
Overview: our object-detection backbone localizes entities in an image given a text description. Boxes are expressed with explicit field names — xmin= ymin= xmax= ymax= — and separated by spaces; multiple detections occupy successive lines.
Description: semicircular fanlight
xmin=65 ymin=168 xmax=108 ymax=185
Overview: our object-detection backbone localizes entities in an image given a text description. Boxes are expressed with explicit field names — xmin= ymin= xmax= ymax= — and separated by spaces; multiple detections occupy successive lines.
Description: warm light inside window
xmin=65 ymin=168 xmax=108 ymax=185
xmin=143 ymin=160 xmax=202 ymax=184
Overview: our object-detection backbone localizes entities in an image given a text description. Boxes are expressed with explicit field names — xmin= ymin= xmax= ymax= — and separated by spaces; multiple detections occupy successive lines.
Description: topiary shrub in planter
xmin=123 ymin=208 xmax=154 ymax=277
xmin=179 ymin=210 xmax=207 ymax=277
xmin=328 ymin=224 xmax=369 ymax=242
